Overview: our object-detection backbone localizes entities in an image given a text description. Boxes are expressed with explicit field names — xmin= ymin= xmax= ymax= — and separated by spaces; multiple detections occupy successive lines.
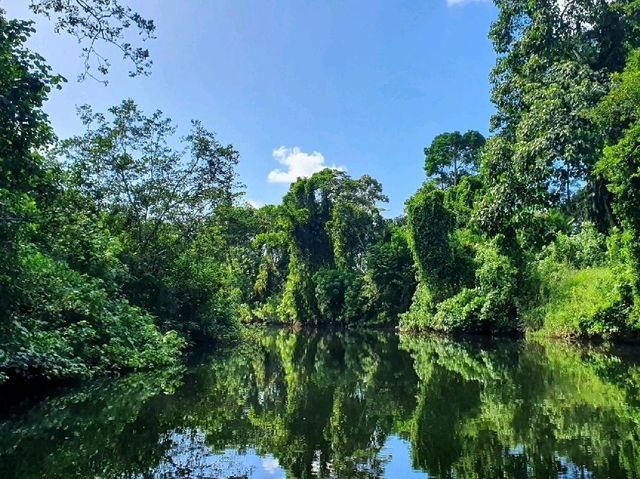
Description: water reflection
xmin=2 ymin=329 xmax=640 ymax=478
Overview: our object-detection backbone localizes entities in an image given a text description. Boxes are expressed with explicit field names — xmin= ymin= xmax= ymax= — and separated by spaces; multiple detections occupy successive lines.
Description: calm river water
xmin=2 ymin=328 xmax=640 ymax=478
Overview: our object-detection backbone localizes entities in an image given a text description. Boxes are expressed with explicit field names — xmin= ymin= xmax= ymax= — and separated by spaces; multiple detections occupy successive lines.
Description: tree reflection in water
xmin=2 ymin=329 xmax=640 ymax=478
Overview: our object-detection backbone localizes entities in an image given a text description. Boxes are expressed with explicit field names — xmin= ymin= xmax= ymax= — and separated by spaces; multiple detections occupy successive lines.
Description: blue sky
xmin=5 ymin=0 xmax=497 ymax=216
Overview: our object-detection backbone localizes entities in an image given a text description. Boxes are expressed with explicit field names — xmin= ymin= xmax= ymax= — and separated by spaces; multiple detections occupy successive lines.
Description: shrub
xmin=473 ymin=241 xmax=519 ymax=330
xmin=524 ymin=222 xmax=638 ymax=339
xmin=541 ymin=222 xmax=607 ymax=269
xmin=248 ymin=296 xmax=281 ymax=324
xmin=526 ymin=264 xmax=635 ymax=339
xmin=607 ymin=227 xmax=634 ymax=269
xmin=165 ymin=231 xmax=242 ymax=344
xmin=0 ymin=244 xmax=184 ymax=382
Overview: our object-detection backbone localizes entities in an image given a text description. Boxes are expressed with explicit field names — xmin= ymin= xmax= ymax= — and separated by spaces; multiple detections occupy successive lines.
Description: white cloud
xmin=246 ymin=199 xmax=263 ymax=208
xmin=267 ymin=146 xmax=344 ymax=184
xmin=446 ymin=0 xmax=488 ymax=6
xmin=262 ymin=457 xmax=281 ymax=474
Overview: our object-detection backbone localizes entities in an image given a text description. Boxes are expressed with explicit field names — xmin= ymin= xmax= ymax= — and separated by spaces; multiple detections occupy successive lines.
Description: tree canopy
xmin=4 ymin=0 xmax=640 ymax=385
xmin=424 ymin=130 xmax=485 ymax=188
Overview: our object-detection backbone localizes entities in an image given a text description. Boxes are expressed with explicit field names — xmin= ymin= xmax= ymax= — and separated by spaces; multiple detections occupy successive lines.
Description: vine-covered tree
xmin=278 ymin=169 xmax=389 ymax=324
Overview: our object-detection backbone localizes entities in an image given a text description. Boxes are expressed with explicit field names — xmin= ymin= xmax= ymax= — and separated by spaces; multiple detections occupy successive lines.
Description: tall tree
xmin=489 ymin=0 xmax=635 ymax=136
xmin=405 ymin=183 xmax=458 ymax=303
xmin=479 ymin=0 xmax=640 ymax=239
xmin=59 ymin=100 xmax=240 ymax=247
xmin=424 ymin=130 xmax=485 ymax=188
xmin=596 ymin=48 xmax=640 ymax=290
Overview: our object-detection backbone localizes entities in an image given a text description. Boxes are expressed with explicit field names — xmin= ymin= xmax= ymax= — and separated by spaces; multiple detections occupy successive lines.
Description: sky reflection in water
xmin=1 ymin=329 xmax=640 ymax=478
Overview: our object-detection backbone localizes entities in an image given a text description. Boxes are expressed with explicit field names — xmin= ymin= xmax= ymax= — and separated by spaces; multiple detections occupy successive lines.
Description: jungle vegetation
xmin=3 ymin=0 xmax=640 ymax=384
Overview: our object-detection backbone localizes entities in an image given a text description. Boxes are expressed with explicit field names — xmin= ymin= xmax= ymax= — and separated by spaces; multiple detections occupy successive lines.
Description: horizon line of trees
xmin=4 ymin=0 xmax=640 ymax=385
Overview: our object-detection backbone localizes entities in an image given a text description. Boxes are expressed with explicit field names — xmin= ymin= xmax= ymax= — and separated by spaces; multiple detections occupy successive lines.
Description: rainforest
xmin=3 ymin=1 xmax=640 ymax=477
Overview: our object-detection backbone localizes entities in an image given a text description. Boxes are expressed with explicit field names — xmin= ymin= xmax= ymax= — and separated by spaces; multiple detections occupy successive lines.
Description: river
xmin=1 ymin=328 xmax=640 ymax=478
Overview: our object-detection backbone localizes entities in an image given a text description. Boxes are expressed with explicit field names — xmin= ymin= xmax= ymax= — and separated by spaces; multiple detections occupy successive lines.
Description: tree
xmin=0 ymin=14 xmax=182 ymax=383
xmin=516 ymin=62 xmax=606 ymax=204
xmin=479 ymin=61 xmax=608 ymax=244
xmin=477 ymin=0 xmax=640 ymax=241
xmin=328 ymin=174 xmax=388 ymax=271
xmin=281 ymin=169 xmax=387 ymax=272
xmin=405 ymin=182 xmax=458 ymax=304
xmin=251 ymin=206 xmax=290 ymax=305
xmin=596 ymin=48 xmax=640 ymax=291
xmin=424 ymin=130 xmax=485 ymax=188
xmin=489 ymin=0 xmax=637 ymax=136
xmin=59 ymin=100 xmax=240 ymax=247
xmin=365 ymin=222 xmax=417 ymax=320
xmin=0 ymin=14 xmax=61 ymax=322
xmin=57 ymin=100 xmax=243 ymax=341
xmin=278 ymin=169 xmax=388 ymax=324
xmin=28 ymin=0 xmax=155 ymax=82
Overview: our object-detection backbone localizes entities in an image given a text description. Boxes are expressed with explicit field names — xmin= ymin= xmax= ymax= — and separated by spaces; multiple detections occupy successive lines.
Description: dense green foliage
xmin=0 ymin=7 xmax=415 ymax=384
xmin=57 ymin=100 xmax=243 ymax=343
xmin=271 ymin=170 xmax=415 ymax=325
xmin=0 ymin=10 xmax=264 ymax=382
xmin=400 ymin=0 xmax=640 ymax=339
xmin=7 ymin=0 xmax=640 ymax=385
xmin=0 ymin=15 xmax=182 ymax=383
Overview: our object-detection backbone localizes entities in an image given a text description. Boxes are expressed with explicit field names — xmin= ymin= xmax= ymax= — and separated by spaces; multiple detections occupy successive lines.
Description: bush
xmin=524 ymin=222 xmax=639 ymax=339
xmin=607 ymin=227 xmax=635 ymax=269
xmin=248 ymin=296 xmax=281 ymax=324
xmin=473 ymin=241 xmax=519 ymax=330
xmin=0 ymin=244 xmax=184 ymax=382
xmin=278 ymin=256 xmax=318 ymax=324
xmin=515 ymin=210 xmax=570 ymax=252
xmin=526 ymin=264 xmax=635 ymax=339
xmin=541 ymin=222 xmax=607 ymax=269
xmin=164 ymin=230 xmax=242 ymax=344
